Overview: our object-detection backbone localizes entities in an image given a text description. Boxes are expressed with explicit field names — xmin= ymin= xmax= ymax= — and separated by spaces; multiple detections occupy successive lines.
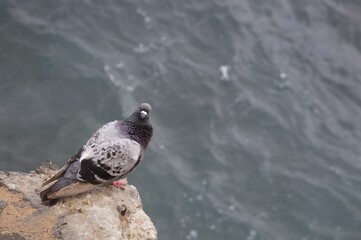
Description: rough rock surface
xmin=0 ymin=161 xmax=157 ymax=240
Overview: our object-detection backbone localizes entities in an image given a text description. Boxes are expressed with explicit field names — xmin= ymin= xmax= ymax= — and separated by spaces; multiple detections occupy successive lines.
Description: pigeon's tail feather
xmin=42 ymin=147 xmax=84 ymax=187
xmin=40 ymin=174 xmax=79 ymax=206
xmin=42 ymin=162 xmax=71 ymax=187
xmin=40 ymin=179 xmax=96 ymax=206
xmin=40 ymin=183 xmax=65 ymax=206
xmin=40 ymin=160 xmax=96 ymax=206
xmin=47 ymin=181 xmax=96 ymax=199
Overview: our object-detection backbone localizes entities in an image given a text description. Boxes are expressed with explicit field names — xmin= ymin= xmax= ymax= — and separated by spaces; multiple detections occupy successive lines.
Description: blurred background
xmin=1 ymin=0 xmax=361 ymax=239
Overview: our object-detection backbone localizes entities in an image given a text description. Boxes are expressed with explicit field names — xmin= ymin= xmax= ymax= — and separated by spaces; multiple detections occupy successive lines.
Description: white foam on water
xmin=134 ymin=43 xmax=149 ymax=53
xmin=280 ymin=72 xmax=287 ymax=79
xmin=136 ymin=8 xmax=152 ymax=26
xmin=219 ymin=65 xmax=230 ymax=80
xmin=246 ymin=230 xmax=257 ymax=240
xmin=186 ymin=230 xmax=198 ymax=239
xmin=104 ymin=64 xmax=121 ymax=87
xmin=104 ymin=63 xmax=137 ymax=92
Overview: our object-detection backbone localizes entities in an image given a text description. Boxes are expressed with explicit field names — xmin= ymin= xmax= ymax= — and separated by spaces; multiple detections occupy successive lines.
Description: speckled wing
xmin=76 ymin=138 xmax=143 ymax=184
xmin=84 ymin=121 xmax=120 ymax=147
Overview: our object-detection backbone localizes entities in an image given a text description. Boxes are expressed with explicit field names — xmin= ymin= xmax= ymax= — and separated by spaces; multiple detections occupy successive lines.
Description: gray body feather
xmin=76 ymin=121 xmax=144 ymax=184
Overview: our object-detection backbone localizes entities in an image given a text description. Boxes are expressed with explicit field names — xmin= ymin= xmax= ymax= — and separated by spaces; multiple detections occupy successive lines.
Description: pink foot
xmin=112 ymin=181 xmax=127 ymax=190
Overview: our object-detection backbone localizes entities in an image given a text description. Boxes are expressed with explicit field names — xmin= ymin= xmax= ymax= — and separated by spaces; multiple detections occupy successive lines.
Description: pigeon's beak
xmin=140 ymin=110 xmax=148 ymax=119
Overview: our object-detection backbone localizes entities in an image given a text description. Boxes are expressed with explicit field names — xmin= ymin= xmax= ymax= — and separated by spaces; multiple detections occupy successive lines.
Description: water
xmin=1 ymin=0 xmax=361 ymax=239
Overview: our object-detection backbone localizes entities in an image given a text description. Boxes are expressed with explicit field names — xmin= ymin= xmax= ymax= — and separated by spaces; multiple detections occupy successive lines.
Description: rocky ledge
xmin=0 ymin=161 xmax=157 ymax=240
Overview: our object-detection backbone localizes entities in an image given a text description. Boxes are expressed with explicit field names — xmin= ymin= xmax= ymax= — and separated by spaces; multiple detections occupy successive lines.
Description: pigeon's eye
xmin=140 ymin=110 xmax=148 ymax=118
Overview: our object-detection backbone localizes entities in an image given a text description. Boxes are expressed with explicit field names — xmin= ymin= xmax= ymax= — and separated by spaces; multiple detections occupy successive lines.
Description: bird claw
xmin=111 ymin=181 xmax=127 ymax=190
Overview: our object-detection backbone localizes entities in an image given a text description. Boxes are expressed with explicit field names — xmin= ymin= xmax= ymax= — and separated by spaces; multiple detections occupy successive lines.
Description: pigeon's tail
xmin=40 ymin=178 xmax=96 ymax=206
xmin=40 ymin=178 xmax=76 ymax=206
xmin=40 ymin=161 xmax=96 ymax=206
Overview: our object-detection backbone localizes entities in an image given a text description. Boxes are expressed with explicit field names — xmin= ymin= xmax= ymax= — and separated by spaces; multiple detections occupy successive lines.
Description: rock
xmin=0 ymin=161 xmax=157 ymax=240
xmin=0 ymin=233 xmax=26 ymax=240
xmin=0 ymin=201 xmax=7 ymax=214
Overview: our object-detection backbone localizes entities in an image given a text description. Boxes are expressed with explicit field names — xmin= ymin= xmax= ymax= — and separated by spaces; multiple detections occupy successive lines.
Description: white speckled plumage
xmin=78 ymin=125 xmax=144 ymax=183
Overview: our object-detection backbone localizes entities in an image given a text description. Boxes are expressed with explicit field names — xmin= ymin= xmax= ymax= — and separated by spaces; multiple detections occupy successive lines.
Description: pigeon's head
xmin=124 ymin=103 xmax=152 ymax=125
xmin=122 ymin=103 xmax=153 ymax=148
xmin=139 ymin=103 xmax=152 ymax=120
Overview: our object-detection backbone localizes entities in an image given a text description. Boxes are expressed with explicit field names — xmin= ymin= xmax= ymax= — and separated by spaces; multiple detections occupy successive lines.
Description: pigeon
xmin=40 ymin=103 xmax=153 ymax=206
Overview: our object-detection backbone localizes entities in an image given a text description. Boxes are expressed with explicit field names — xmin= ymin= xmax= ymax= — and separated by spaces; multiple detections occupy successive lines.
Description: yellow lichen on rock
xmin=0 ymin=186 xmax=56 ymax=240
